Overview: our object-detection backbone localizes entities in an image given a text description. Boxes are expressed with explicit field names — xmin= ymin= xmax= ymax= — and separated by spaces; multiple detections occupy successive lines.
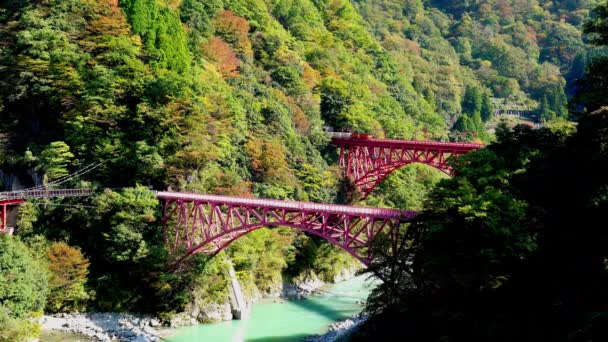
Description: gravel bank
xmin=305 ymin=313 xmax=368 ymax=342
xmin=40 ymin=313 xmax=162 ymax=341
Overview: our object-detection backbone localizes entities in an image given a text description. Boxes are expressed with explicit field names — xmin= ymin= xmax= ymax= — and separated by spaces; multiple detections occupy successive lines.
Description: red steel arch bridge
xmin=0 ymin=136 xmax=481 ymax=266
xmin=331 ymin=133 xmax=482 ymax=199
xmin=0 ymin=189 xmax=415 ymax=266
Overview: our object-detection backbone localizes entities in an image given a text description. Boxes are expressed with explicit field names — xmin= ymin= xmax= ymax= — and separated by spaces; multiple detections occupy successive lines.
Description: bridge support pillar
xmin=0 ymin=200 xmax=25 ymax=234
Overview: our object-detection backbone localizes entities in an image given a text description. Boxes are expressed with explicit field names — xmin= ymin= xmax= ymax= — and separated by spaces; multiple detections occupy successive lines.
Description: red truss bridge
xmin=0 ymin=189 xmax=416 ymax=266
xmin=331 ymin=133 xmax=483 ymax=199
xmin=158 ymin=191 xmax=417 ymax=266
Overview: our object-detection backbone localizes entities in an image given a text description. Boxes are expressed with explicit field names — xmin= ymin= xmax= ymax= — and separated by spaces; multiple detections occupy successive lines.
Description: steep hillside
xmin=0 ymin=0 xmax=594 ymax=331
xmin=355 ymin=0 xmax=592 ymax=127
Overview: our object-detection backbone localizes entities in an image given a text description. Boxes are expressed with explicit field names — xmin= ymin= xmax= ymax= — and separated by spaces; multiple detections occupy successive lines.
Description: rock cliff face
xmin=169 ymin=301 xmax=232 ymax=327
xmin=170 ymin=259 xmax=251 ymax=326
xmin=170 ymin=261 xmax=361 ymax=327
xmin=226 ymin=260 xmax=250 ymax=320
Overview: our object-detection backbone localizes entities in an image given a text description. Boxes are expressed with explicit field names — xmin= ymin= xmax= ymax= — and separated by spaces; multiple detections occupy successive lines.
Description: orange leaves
xmin=245 ymin=138 xmax=296 ymax=185
xmin=214 ymin=11 xmax=250 ymax=37
xmin=212 ymin=11 xmax=253 ymax=60
xmin=287 ymin=97 xmax=310 ymax=135
xmin=495 ymin=0 xmax=514 ymax=18
xmin=47 ymin=242 xmax=90 ymax=284
xmin=202 ymin=37 xmax=240 ymax=78
xmin=213 ymin=173 xmax=253 ymax=197
xmin=201 ymin=37 xmax=239 ymax=78
xmin=382 ymin=34 xmax=421 ymax=55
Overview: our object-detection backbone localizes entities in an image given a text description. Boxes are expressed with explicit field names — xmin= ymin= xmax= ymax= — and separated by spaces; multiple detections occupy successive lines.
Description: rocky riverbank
xmin=305 ymin=313 xmax=368 ymax=342
xmin=39 ymin=313 xmax=163 ymax=341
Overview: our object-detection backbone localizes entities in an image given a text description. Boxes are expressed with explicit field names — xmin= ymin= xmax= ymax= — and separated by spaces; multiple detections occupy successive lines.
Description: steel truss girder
xmin=160 ymin=195 xmax=416 ymax=266
xmin=334 ymin=138 xmax=482 ymax=199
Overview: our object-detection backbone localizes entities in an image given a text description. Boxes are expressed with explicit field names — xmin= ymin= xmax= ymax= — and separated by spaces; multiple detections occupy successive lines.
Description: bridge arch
xmin=158 ymin=191 xmax=416 ymax=266
xmin=332 ymin=137 xmax=482 ymax=199
xmin=175 ymin=222 xmax=370 ymax=266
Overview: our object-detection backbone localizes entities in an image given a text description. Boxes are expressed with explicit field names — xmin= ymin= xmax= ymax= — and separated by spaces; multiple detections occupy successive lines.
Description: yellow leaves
xmin=245 ymin=137 xmax=296 ymax=185
xmin=47 ymin=242 xmax=90 ymax=285
xmin=302 ymin=62 xmax=321 ymax=88
xmin=160 ymin=0 xmax=182 ymax=11
xmin=45 ymin=242 xmax=90 ymax=312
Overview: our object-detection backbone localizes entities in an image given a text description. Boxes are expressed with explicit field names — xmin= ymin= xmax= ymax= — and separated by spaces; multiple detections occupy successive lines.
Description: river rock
xmin=306 ymin=313 xmax=369 ymax=342
xmin=40 ymin=313 xmax=161 ymax=341
xmin=333 ymin=266 xmax=361 ymax=283
xmin=198 ymin=302 xmax=232 ymax=323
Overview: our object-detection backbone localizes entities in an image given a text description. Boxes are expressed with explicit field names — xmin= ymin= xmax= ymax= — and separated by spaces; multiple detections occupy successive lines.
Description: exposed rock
xmin=333 ymin=266 xmax=361 ymax=283
xmin=226 ymin=260 xmax=250 ymax=320
xmin=40 ymin=313 xmax=161 ymax=341
xmin=305 ymin=313 xmax=368 ymax=342
xmin=197 ymin=302 xmax=232 ymax=323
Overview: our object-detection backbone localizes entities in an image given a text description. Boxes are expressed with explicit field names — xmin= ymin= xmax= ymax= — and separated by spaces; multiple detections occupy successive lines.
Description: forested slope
xmin=356 ymin=2 xmax=608 ymax=341
xmin=0 ymin=0 xmax=597 ymax=339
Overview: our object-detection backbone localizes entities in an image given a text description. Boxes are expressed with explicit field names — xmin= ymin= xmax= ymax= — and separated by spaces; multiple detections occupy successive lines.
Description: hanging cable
xmin=23 ymin=161 xmax=105 ymax=191
xmin=26 ymin=201 xmax=98 ymax=209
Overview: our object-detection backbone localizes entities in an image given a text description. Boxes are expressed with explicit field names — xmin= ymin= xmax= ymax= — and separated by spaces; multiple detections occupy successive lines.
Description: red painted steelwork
xmin=0 ymin=199 xmax=24 ymax=234
xmin=0 ymin=189 xmax=92 ymax=232
xmin=157 ymin=191 xmax=417 ymax=266
xmin=332 ymin=137 xmax=483 ymax=199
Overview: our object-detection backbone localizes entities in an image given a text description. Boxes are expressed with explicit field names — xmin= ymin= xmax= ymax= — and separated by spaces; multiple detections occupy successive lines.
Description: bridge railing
xmin=156 ymin=191 xmax=417 ymax=220
xmin=327 ymin=132 xmax=352 ymax=139
xmin=331 ymin=136 xmax=483 ymax=151
xmin=0 ymin=188 xmax=93 ymax=201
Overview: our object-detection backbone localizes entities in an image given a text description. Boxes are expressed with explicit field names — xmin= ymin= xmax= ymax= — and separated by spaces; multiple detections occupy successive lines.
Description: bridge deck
xmin=155 ymin=191 xmax=417 ymax=220
xmin=331 ymin=137 xmax=483 ymax=152
xmin=0 ymin=189 xmax=93 ymax=201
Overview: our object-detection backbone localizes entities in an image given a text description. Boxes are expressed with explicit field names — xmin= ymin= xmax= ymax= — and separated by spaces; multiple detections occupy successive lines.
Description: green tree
xmin=480 ymin=91 xmax=493 ymax=122
xmin=0 ymin=235 xmax=48 ymax=319
xmin=93 ymin=187 xmax=159 ymax=264
xmin=461 ymin=86 xmax=482 ymax=115
xmin=576 ymin=1 xmax=608 ymax=111
xmin=540 ymin=94 xmax=555 ymax=121
xmin=319 ymin=77 xmax=352 ymax=129
xmin=37 ymin=142 xmax=74 ymax=182
xmin=0 ymin=235 xmax=47 ymax=341
xmin=359 ymin=113 xmax=608 ymax=340
xmin=0 ymin=306 xmax=41 ymax=342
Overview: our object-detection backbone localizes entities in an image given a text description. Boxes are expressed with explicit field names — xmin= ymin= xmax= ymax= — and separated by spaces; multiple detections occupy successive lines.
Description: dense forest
xmin=358 ymin=2 xmax=608 ymax=341
xmin=0 ymin=0 xmax=605 ymax=340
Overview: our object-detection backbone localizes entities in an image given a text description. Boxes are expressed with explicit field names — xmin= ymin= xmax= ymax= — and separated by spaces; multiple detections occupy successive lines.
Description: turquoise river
xmin=168 ymin=275 xmax=375 ymax=342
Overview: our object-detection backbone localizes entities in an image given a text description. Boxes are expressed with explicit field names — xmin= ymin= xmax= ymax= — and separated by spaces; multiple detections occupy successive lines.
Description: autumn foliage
xmin=212 ymin=10 xmax=253 ymax=59
xmin=245 ymin=138 xmax=295 ymax=185
xmin=202 ymin=37 xmax=240 ymax=78
xmin=46 ymin=242 xmax=90 ymax=313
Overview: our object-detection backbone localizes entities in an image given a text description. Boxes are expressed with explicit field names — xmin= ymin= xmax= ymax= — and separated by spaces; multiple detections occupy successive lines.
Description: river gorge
xmin=39 ymin=275 xmax=376 ymax=341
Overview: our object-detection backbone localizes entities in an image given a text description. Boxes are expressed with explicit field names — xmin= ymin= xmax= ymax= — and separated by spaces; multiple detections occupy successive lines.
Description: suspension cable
xmin=23 ymin=161 xmax=105 ymax=191
xmin=26 ymin=201 xmax=98 ymax=209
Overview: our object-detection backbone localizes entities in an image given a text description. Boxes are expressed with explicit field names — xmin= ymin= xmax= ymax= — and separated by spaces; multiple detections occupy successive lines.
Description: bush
xmin=0 ymin=235 xmax=47 ymax=341
xmin=0 ymin=306 xmax=41 ymax=342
